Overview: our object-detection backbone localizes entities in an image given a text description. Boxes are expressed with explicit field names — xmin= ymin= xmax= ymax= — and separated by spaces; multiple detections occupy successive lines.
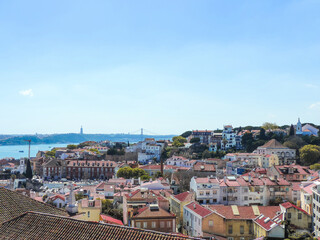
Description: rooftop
xmin=0 ymin=188 xmax=68 ymax=224
xmin=0 ymin=212 xmax=199 ymax=240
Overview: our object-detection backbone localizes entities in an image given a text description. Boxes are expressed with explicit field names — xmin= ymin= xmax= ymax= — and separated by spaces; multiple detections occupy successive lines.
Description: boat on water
xmin=19 ymin=150 xmax=24 ymax=153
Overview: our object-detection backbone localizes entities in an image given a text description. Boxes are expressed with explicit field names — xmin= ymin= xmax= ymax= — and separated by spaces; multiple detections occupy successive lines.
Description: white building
xmin=190 ymin=175 xmax=292 ymax=206
xmin=183 ymin=201 xmax=212 ymax=237
xmin=312 ymin=183 xmax=320 ymax=237
xmin=221 ymin=125 xmax=240 ymax=150
xmin=18 ymin=158 xmax=26 ymax=174
xmin=165 ymin=156 xmax=195 ymax=168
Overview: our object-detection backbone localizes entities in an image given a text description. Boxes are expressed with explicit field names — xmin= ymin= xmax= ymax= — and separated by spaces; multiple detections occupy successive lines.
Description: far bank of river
xmin=0 ymin=143 xmax=79 ymax=159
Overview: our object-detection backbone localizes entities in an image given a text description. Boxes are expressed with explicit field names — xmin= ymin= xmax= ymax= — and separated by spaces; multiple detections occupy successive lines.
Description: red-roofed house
xmin=100 ymin=214 xmax=123 ymax=225
xmin=253 ymin=213 xmax=285 ymax=239
xmin=183 ymin=202 xmax=212 ymax=237
xmin=131 ymin=204 xmax=176 ymax=233
xmin=202 ymin=205 xmax=281 ymax=240
xmin=280 ymin=202 xmax=312 ymax=230
xmin=170 ymin=192 xmax=194 ymax=231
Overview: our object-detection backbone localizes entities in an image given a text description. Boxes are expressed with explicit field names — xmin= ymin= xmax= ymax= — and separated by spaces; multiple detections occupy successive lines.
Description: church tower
xmin=296 ymin=118 xmax=302 ymax=133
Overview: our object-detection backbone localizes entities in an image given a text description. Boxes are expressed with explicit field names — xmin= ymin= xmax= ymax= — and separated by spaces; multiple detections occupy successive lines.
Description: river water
xmin=0 ymin=143 xmax=79 ymax=159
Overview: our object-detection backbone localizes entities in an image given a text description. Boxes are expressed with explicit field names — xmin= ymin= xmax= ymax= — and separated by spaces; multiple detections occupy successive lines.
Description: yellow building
xmin=300 ymin=182 xmax=315 ymax=215
xmin=170 ymin=192 xmax=194 ymax=231
xmin=78 ymin=199 xmax=102 ymax=222
xmin=258 ymin=154 xmax=279 ymax=168
xmin=280 ymin=202 xmax=312 ymax=230
xmin=253 ymin=214 xmax=284 ymax=239
xmin=202 ymin=205 xmax=281 ymax=240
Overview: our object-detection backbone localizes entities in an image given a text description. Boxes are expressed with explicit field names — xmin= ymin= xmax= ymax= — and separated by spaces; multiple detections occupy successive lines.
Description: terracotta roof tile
xmin=0 ymin=188 xmax=68 ymax=224
xmin=0 ymin=212 xmax=201 ymax=240
xmin=185 ymin=202 xmax=212 ymax=218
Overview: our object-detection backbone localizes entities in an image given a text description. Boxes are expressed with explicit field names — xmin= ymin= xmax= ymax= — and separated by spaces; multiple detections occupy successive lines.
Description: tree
xmin=283 ymin=136 xmax=306 ymax=151
xmin=202 ymin=150 xmax=211 ymax=159
xmin=241 ymin=133 xmax=254 ymax=152
xmin=75 ymin=192 xmax=85 ymax=201
xmin=310 ymin=163 xmax=320 ymax=170
xmin=45 ymin=149 xmax=56 ymax=158
xmin=190 ymin=137 xmax=200 ymax=144
xmin=180 ymin=131 xmax=192 ymax=138
xmin=25 ymin=159 xmax=33 ymax=180
xmin=117 ymin=167 xmax=133 ymax=178
xmin=67 ymin=144 xmax=78 ymax=150
xmin=117 ymin=167 xmax=149 ymax=179
xmin=300 ymin=145 xmax=320 ymax=165
xmin=155 ymin=171 xmax=163 ymax=178
xmin=172 ymin=136 xmax=187 ymax=147
xmin=262 ymin=122 xmax=279 ymax=130
xmin=89 ymin=148 xmax=100 ymax=154
xmin=259 ymin=128 xmax=266 ymax=140
xmin=289 ymin=124 xmax=295 ymax=136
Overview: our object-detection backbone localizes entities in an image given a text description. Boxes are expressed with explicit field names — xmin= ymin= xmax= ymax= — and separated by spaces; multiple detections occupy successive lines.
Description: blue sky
xmin=0 ymin=0 xmax=319 ymax=135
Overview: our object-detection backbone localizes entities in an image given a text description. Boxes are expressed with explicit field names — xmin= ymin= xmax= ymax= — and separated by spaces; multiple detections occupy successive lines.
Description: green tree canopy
xmin=310 ymin=163 xmax=320 ymax=170
xmin=190 ymin=137 xmax=200 ymax=144
xmin=117 ymin=166 xmax=150 ymax=179
xmin=172 ymin=136 xmax=187 ymax=147
xmin=262 ymin=122 xmax=279 ymax=130
xmin=289 ymin=124 xmax=295 ymax=136
xmin=67 ymin=144 xmax=78 ymax=150
xmin=259 ymin=128 xmax=266 ymax=140
xmin=25 ymin=159 xmax=33 ymax=180
xmin=300 ymin=144 xmax=320 ymax=165
xmin=180 ymin=131 xmax=192 ymax=138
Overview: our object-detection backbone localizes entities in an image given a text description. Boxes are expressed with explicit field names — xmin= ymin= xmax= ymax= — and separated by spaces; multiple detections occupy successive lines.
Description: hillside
xmin=0 ymin=134 xmax=174 ymax=146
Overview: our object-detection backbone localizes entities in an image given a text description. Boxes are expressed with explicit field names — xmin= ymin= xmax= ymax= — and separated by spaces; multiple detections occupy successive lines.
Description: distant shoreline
xmin=0 ymin=133 xmax=175 ymax=146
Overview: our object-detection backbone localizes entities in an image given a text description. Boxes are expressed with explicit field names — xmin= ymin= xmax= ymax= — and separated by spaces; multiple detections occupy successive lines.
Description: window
xmin=244 ymin=196 xmax=248 ymax=201
xmin=227 ymin=238 xmax=234 ymax=240
xmin=152 ymin=222 xmax=156 ymax=228
xmin=167 ymin=221 xmax=171 ymax=228
xmin=160 ymin=221 xmax=165 ymax=228
xmin=298 ymin=213 xmax=302 ymax=219
xmin=143 ymin=222 xmax=147 ymax=228
xmin=209 ymin=220 xmax=213 ymax=227
xmin=228 ymin=225 xmax=233 ymax=234
xmin=240 ymin=238 xmax=245 ymax=240
xmin=240 ymin=225 xmax=244 ymax=234
xmin=87 ymin=211 xmax=90 ymax=218
xmin=136 ymin=222 xmax=141 ymax=228
xmin=287 ymin=213 xmax=291 ymax=219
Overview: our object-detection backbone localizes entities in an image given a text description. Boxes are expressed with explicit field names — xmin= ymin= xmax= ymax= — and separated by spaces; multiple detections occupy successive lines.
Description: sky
xmin=0 ymin=0 xmax=320 ymax=135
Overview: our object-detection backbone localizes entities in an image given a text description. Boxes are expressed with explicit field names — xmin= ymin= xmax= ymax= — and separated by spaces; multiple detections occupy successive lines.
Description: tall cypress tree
xmin=289 ymin=124 xmax=295 ymax=136
xmin=25 ymin=159 xmax=33 ymax=180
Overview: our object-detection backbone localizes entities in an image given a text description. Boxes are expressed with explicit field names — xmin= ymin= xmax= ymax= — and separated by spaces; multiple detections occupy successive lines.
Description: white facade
xmin=183 ymin=203 xmax=211 ymax=237
xmin=312 ymin=183 xmax=320 ymax=237
xmin=190 ymin=176 xmax=291 ymax=207
xmin=221 ymin=125 xmax=238 ymax=150
xmin=165 ymin=156 xmax=194 ymax=168
xmin=18 ymin=158 xmax=26 ymax=174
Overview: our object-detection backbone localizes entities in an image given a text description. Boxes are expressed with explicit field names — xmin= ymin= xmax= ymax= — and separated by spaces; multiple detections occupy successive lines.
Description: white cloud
xmin=19 ymin=89 xmax=34 ymax=97
xmin=309 ymin=102 xmax=320 ymax=109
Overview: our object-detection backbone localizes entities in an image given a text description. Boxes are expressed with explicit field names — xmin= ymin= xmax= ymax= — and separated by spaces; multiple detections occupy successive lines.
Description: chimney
xmin=193 ymin=203 xmax=196 ymax=209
